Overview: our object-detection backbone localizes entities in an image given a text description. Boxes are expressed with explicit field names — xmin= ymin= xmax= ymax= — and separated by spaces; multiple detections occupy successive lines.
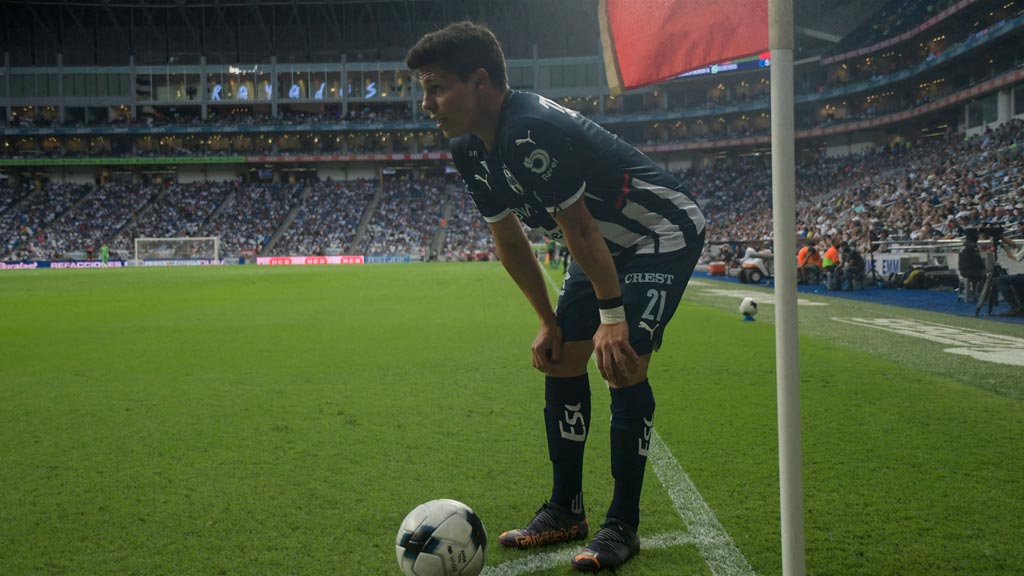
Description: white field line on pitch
xmin=649 ymin=430 xmax=756 ymax=576
xmin=532 ymin=266 xmax=756 ymax=575
xmin=540 ymin=265 xmax=562 ymax=293
xmin=479 ymin=532 xmax=694 ymax=576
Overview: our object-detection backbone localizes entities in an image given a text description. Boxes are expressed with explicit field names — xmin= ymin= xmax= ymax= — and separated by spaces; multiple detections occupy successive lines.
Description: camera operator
xmin=958 ymin=228 xmax=986 ymax=295
xmin=841 ymin=242 xmax=866 ymax=290
xmin=994 ymin=234 xmax=1024 ymax=317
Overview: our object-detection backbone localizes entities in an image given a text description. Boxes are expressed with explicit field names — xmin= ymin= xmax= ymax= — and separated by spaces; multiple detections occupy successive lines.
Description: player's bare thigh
xmin=548 ymin=340 xmax=652 ymax=388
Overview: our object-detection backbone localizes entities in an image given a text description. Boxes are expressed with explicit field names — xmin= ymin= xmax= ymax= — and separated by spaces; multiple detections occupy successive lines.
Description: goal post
xmin=134 ymin=237 xmax=220 ymax=262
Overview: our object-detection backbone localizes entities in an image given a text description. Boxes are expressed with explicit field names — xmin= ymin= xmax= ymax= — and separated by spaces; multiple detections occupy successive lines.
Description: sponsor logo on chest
xmin=625 ymin=272 xmax=675 ymax=285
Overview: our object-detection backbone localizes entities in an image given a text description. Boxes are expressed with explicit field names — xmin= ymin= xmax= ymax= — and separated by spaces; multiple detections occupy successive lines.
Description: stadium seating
xmin=1 ymin=118 xmax=1020 ymax=262
xmin=272 ymin=179 xmax=376 ymax=256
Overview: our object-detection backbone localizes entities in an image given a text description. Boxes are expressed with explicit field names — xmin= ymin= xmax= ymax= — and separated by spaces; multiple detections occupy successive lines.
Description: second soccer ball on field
xmin=739 ymin=297 xmax=758 ymax=319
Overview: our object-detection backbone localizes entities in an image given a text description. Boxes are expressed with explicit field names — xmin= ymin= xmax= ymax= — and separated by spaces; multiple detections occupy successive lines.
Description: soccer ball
xmin=396 ymin=499 xmax=487 ymax=576
xmin=739 ymin=297 xmax=758 ymax=318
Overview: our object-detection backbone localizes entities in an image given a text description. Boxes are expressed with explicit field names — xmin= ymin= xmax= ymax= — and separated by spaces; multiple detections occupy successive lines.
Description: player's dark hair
xmin=406 ymin=21 xmax=508 ymax=91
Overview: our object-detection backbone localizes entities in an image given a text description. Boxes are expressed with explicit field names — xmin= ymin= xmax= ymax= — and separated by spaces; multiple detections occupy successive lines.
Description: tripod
xmin=865 ymin=232 xmax=883 ymax=287
xmin=975 ymin=247 xmax=1006 ymax=317
xmin=865 ymin=249 xmax=883 ymax=287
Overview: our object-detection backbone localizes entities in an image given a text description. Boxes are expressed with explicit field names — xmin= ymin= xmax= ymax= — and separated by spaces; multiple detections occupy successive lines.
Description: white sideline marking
xmin=540 ymin=265 xmax=561 ymax=292
xmin=697 ymin=286 xmax=829 ymax=307
xmin=480 ymin=266 xmax=757 ymax=575
xmin=833 ymin=317 xmax=1024 ymax=366
xmin=649 ymin=430 xmax=756 ymax=576
xmin=479 ymin=532 xmax=695 ymax=576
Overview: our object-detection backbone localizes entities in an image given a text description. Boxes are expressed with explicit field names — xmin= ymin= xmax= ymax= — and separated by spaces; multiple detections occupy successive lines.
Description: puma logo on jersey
xmin=515 ymin=130 xmax=536 ymax=146
xmin=638 ymin=321 xmax=659 ymax=340
xmin=474 ymin=173 xmax=492 ymax=191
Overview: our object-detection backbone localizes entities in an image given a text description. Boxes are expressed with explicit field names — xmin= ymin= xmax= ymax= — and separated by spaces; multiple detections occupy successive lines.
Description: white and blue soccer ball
xmin=396 ymin=499 xmax=487 ymax=576
xmin=739 ymin=297 xmax=759 ymax=318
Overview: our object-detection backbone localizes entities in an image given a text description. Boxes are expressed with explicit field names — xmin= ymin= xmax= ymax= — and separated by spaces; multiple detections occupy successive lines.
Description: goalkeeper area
xmin=133 ymin=237 xmax=222 ymax=265
xmin=1 ymin=264 xmax=1022 ymax=576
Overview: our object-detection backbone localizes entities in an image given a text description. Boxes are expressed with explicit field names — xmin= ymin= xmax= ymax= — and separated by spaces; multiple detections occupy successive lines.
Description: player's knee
xmin=549 ymin=341 xmax=594 ymax=377
xmin=607 ymin=373 xmax=648 ymax=389
xmin=548 ymin=360 xmax=590 ymax=378
xmin=606 ymin=356 xmax=651 ymax=389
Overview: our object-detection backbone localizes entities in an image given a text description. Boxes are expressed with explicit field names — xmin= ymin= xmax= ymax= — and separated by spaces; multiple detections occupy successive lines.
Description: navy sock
xmin=607 ymin=379 xmax=655 ymax=530
xmin=544 ymin=374 xmax=591 ymax=516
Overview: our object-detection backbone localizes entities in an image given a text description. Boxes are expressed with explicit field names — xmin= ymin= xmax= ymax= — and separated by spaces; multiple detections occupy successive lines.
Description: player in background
xmin=546 ymin=237 xmax=558 ymax=268
xmin=407 ymin=22 xmax=706 ymax=572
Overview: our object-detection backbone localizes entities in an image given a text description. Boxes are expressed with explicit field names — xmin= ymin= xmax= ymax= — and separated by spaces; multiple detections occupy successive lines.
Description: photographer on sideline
xmin=841 ymin=242 xmax=866 ymax=290
xmin=995 ymin=235 xmax=1024 ymax=317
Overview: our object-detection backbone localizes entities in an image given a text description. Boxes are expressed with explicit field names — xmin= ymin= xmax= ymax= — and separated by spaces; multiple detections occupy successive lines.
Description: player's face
xmin=418 ymin=67 xmax=479 ymax=139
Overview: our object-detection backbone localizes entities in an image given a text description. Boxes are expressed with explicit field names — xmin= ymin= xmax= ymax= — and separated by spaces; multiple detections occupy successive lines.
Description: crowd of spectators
xmin=1 ymin=182 xmax=93 ymax=260
xmin=0 ymin=181 xmax=34 ymax=214
xmin=272 ymin=178 xmax=376 ymax=256
xmin=699 ymin=119 xmax=1024 ymax=260
xmin=117 ymin=181 xmax=235 ymax=245
xmin=441 ymin=191 xmax=497 ymax=260
xmin=2 ymin=117 xmax=1021 ymax=264
xmin=693 ymin=140 xmax=915 ymax=245
xmin=204 ymin=182 xmax=302 ymax=257
xmin=357 ymin=176 xmax=447 ymax=256
xmin=42 ymin=182 xmax=159 ymax=257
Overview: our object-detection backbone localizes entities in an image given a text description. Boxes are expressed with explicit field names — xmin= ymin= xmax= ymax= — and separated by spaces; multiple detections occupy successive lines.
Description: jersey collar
xmin=486 ymin=89 xmax=517 ymax=161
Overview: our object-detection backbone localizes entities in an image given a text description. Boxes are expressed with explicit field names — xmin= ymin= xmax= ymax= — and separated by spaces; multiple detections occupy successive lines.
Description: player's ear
xmin=471 ymin=68 xmax=490 ymax=88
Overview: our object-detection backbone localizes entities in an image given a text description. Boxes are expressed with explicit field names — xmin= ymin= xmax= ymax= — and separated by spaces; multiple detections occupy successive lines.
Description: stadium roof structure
xmin=2 ymin=0 xmax=889 ymax=67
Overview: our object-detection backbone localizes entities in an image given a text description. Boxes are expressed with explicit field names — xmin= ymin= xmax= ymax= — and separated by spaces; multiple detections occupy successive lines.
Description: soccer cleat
xmin=499 ymin=502 xmax=589 ymax=549
xmin=571 ymin=518 xmax=640 ymax=572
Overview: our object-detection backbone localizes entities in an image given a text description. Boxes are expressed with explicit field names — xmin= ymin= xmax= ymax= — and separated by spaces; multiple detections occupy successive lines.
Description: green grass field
xmin=1 ymin=264 xmax=1022 ymax=576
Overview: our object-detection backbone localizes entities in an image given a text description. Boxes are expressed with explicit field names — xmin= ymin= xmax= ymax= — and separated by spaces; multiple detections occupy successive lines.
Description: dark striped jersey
xmin=450 ymin=90 xmax=706 ymax=256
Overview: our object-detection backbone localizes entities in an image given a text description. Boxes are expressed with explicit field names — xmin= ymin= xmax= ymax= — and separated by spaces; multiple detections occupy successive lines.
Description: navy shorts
xmin=555 ymin=235 xmax=704 ymax=356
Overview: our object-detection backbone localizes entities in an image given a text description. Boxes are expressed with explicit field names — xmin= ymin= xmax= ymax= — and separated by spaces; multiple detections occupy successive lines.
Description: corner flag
xmin=598 ymin=0 xmax=769 ymax=95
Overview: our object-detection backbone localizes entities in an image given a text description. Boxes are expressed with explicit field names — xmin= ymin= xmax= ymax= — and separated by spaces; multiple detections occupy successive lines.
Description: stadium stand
xmin=699 ymin=119 xmax=1023 ymax=248
xmin=1 ymin=183 xmax=94 ymax=260
xmin=442 ymin=192 xmax=498 ymax=261
xmin=117 ymin=181 xmax=235 ymax=245
xmin=1 ymin=0 xmax=1022 ymax=267
xmin=272 ymin=178 xmax=377 ymax=256
xmin=42 ymin=182 xmax=160 ymax=258
xmin=831 ymin=0 xmax=961 ymax=56
xmin=203 ymin=182 xmax=302 ymax=258
xmin=356 ymin=177 xmax=447 ymax=257
xmin=1 ymin=120 xmax=1021 ymax=261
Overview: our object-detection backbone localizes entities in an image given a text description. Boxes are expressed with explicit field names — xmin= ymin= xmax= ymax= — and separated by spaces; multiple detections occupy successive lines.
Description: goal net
xmin=134 ymin=237 xmax=220 ymax=262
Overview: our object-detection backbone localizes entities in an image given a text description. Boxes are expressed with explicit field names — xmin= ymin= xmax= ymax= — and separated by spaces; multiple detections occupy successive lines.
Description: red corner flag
xmin=599 ymin=0 xmax=769 ymax=95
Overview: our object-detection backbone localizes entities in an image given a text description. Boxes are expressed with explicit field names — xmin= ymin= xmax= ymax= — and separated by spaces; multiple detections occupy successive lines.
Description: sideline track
xmin=692 ymin=269 xmax=1024 ymax=325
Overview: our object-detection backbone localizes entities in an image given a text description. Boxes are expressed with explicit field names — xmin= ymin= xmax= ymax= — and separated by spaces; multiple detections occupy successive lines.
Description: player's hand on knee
xmin=532 ymin=321 xmax=563 ymax=374
xmin=593 ymin=322 xmax=639 ymax=384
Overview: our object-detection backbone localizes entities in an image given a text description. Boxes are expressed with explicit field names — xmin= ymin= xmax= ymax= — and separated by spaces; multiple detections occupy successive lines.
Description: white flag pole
xmin=768 ymin=0 xmax=807 ymax=575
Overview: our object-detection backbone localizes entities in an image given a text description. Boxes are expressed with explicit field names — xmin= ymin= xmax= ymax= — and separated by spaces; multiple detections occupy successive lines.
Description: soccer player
xmin=559 ymin=245 xmax=572 ymax=274
xmin=407 ymin=22 xmax=706 ymax=572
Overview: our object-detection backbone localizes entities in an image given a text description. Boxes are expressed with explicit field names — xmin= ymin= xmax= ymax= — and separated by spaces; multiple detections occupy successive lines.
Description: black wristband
xmin=597 ymin=296 xmax=623 ymax=310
